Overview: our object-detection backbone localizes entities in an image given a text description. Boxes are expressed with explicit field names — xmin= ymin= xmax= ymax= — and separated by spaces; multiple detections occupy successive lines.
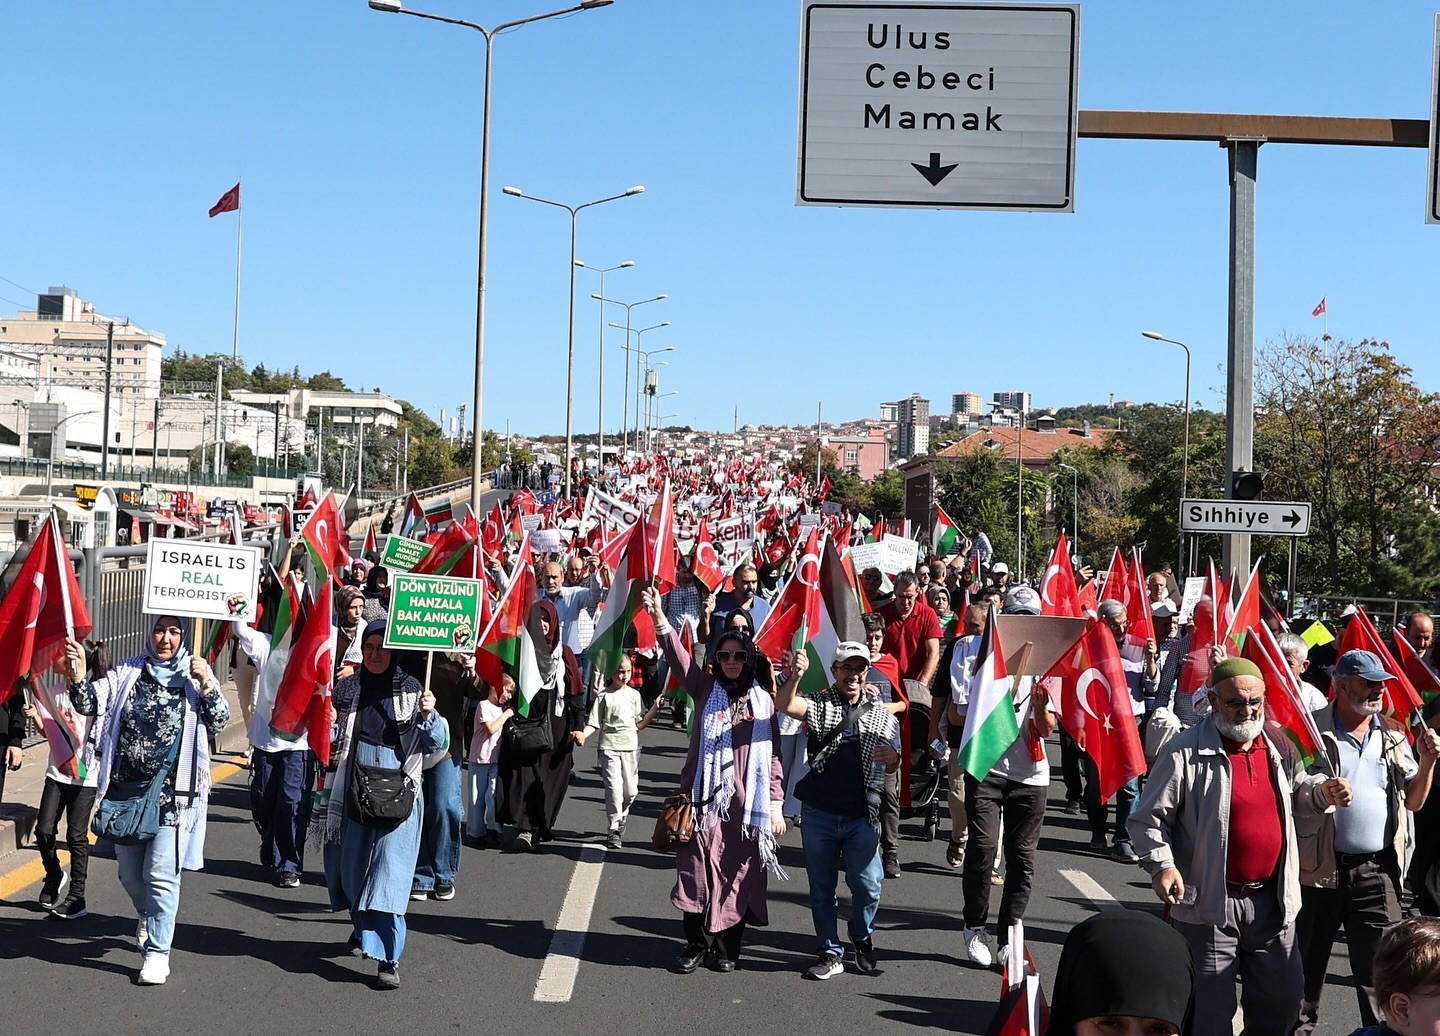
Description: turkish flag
xmin=1038 ymin=531 xmax=1080 ymax=617
xmin=269 ymin=576 xmax=335 ymax=766
xmin=300 ymin=490 xmax=350 ymax=583
xmin=1047 ymin=619 xmax=1147 ymax=802
xmin=691 ymin=518 xmax=725 ymax=594
xmin=209 ymin=182 xmax=240 ymax=217
xmin=0 ymin=513 xmax=93 ymax=706
xmin=1312 ymin=296 xmax=1327 ymax=317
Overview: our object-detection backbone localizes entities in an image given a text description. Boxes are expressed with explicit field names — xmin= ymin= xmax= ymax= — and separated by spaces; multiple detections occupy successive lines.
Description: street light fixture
xmin=368 ymin=0 xmax=615 ymax=503
xmin=576 ymin=261 xmax=635 ymax=471
xmin=612 ymin=324 xmax=671 ymax=452
xmin=1142 ymin=330 xmax=1193 ymax=575
xmin=44 ymin=409 xmax=100 ymax=499
xmin=650 ymin=390 xmax=679 ymax=453
xmin=599 ymin=299 xmax=667 ymax=452
xmin=503 ymin=185 xmax=644 ymax=498
xmin=634 ymin=344 xmax=675 ymax=453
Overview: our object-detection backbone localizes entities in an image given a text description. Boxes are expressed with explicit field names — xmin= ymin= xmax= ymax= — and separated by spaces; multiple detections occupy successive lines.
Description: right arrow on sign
xmin=1283 ymin=510 xmax=1301 ymax=527
xmin=912 ymin=152 xmax=958 ymax=186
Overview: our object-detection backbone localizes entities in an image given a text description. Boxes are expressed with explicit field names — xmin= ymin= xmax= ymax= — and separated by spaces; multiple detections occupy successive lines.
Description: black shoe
xmin=854 ymin=937 xmax=879 ymax=975
xmin=277 ymin=871 xmax=301 ymax=889
xmin=484 ymin=830 xmax=502 ymax=850
xmin=49 ymin=895 xmax=88 ymax=920
xmin=1112 ymin=841 xmax=1140 ymax=864
xmin=513 ymin=831 xmax=533 ymax=853
xmin=347 ymin=932 xmax=363 ymax=958
xmin=1088 ymin=833 xmax=1109 ymax=853
xmin=713 ymin=957 xmax=736 ymax=973
xmin=432 ymin=881 xmax=455 ymax=901
xmin=376 ymin=962 xmax=400 ymax=990
xmin=674 ymin=944 xmax=708 ymax=974
xmin=883 ymin=854 xmax=901 ymax=879
xmin=38 ymin=871 xmax=68 ymax=910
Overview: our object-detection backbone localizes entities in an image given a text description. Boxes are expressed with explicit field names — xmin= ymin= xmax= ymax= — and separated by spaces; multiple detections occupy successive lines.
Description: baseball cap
xmin=1002 ymin=585 xmax=1041 ymax=615
xmin=832 ymin=641 xmax=872 ymax=666
xmin=1333 ymin=649 xmax=1396 ymax=682
xmin=1151 ymin=601 xmax=1178 ymax=618
xmin=991 ymin=562 xmax=1010 ymax=575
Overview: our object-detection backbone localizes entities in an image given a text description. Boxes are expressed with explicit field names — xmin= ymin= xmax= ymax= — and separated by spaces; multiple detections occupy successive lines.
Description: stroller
xmin=900 ymin=678 xmax=948 ymax=840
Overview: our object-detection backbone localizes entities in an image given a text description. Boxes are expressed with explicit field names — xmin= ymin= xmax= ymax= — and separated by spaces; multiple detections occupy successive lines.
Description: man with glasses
xmin=1129 ymin=657 xmax=1352 ymax=1036
xmin=708 ymin=562 xmax=770 ymax=654
xmin=1291 ymin=649 xmax=1440 ymax=1036
xmin=777 ymin=642 xmax=902 ymax=980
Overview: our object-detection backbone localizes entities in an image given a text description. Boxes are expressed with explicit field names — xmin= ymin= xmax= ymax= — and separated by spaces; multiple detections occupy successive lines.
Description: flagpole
xmin=232 ymin=181 xmax=243 ymax=361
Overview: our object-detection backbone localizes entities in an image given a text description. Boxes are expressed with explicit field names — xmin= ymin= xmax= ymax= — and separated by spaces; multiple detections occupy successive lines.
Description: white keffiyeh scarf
xmin=692 ymin=680 xmax=786 ymax=878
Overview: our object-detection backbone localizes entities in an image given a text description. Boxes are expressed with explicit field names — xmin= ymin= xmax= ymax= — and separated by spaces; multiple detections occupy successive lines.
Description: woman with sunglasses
xmin=642 ymin=585 xmax=785 ymax=975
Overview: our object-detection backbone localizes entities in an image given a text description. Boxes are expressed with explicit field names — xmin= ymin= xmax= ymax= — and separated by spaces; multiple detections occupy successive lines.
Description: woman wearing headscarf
xmin=361 ymin=565 xmax=391 ymax=625
xmin=642 ymin=586 xmax=785 ymax=975
xmin=320 ymin=620 xmax=445 ymax=990
xmin=1045 ymin=910 xmax=1196 ymax=1036
xmin=64 ymin=616 xmax=230 ymax=986
xmin=334 ymin=585 xmax=367 ymax=681
xmin=498 ymin=599 xmax=586 ymax=851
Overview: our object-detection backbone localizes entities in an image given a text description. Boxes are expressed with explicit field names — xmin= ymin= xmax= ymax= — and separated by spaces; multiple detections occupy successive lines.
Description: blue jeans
xmin=801 ymin=805 xmax=884 ymax=955
xmin=116 ymin=825 xmax=182 ymax=957
xmin=414 ymin=755 xmax=463 ymax=889
xmin=465 ymin=761 xmax=500 ymax=836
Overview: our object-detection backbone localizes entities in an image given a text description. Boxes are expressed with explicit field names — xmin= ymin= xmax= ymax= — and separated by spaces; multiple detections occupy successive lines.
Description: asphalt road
xmin=0 ymin=723 xmax=1366 ymax=1035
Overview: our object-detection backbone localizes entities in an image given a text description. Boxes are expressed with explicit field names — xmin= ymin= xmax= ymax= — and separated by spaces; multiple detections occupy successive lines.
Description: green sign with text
xmin=381 ymin=534 xmax=433 ymax=573
xmin=384 ymin=573 xmax=482 ymax=652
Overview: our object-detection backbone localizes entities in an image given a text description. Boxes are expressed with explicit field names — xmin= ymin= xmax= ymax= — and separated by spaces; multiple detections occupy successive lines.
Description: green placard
xmin=381 ymin=534 xmax=433 ymax=573
xmin=384 ymin=574 xmax=483 ymax=652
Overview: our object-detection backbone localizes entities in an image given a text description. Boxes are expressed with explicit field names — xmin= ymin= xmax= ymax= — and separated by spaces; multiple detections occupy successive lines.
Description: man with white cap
xmin=987 ymin=561 xmax=1012 ymax=593
xmin=777 ymin=641 xmax=902 ymax=981
xmin=1291 ymin=649 xmax=1440 ymax=1036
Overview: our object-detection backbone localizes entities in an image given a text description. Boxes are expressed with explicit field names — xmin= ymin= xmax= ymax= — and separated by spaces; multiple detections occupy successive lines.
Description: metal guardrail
xmin=0 ymin=456 xmax=294 ymax=490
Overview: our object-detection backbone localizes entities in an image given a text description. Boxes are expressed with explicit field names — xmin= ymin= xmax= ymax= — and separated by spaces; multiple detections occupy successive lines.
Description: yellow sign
xmin=73 ymin=483 xmax=99 ymax=509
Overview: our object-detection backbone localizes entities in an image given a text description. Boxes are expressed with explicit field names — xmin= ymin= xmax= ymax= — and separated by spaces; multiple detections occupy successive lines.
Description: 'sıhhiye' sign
xmin=384 ymin=574 xmax=483 ymax=653
xmin=797 ymin=1 xmax=1080 ymax=210
xmin=381 ymin=534 xmax=433 ymax=573
xmin=143 ymin=540 xmax=264 ymax=622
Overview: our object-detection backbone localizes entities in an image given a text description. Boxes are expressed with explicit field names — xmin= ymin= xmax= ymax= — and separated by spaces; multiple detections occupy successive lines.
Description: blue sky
xmin=3 ymin=2 xmax=1438 ymax=436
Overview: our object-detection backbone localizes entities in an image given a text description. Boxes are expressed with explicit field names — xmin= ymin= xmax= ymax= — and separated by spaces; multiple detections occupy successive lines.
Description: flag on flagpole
xmin=270 ymin=576 xmax=336 ymax=766
xmin=1038 ymin=531 xmax=1080 ymax=617
xmin=1047 ymin=617 xmax=1147 ymax=802
xmin=475 ymin=535 xmax=536 ymax=706
xmin=209 ymin=182 xmax=240 ymax=218
xmin=0 ymin=513 xmax=93 ymax=707
xmin=932 ymin=503 xmax=962 ymax=557
xmin=1312 ymin=297 xmax=1327 ymax=317
xmin=1241 ymin=621 xmax=1324 ymax=769
xmin=958 ymin=605 xmax=1020 ymax=781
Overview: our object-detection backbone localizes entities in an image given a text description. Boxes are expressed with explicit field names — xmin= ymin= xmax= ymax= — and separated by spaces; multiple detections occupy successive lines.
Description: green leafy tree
xmin=931 ymin=452 xmax=1049 ymax=573
xmin=407 ymin=434 xmax=456 ymax=490
xmin=224 ymin=441 xmax=255 ymax=477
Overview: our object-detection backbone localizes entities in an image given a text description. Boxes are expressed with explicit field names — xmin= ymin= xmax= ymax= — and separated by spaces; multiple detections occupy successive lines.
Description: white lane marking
xmin=1058 ymin=868 xmax=1123 ymax=911
xmin=533 ymin=843 xmax=608 ymax=1003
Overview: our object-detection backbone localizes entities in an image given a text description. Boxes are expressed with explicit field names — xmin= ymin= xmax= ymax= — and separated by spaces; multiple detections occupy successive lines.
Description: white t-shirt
xmin=989 ymin=676 xmax=1057 ymax=787
xmin=1300 ymin=679 xmax=1328 ymax=713
xmin=949 ymin=635 xmax=983 ymax=709
xmin=33 ymin=681 xmax=99 ymax=787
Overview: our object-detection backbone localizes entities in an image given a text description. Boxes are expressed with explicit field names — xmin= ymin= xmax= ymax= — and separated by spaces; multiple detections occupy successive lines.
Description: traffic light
xmin=1231 ymin=469 xmax=1265 ymax=500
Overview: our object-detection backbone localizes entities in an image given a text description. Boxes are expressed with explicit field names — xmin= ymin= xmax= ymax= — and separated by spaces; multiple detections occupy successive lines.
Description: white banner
xmin=143 ymin=540 xmax=265 ymax=622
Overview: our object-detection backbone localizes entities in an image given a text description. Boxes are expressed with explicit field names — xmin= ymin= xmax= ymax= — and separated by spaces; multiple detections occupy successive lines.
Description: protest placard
xmin=531 ymin=528 xmax=562 ymax=554
xmin=1177 ymin=576 xmax=1206 ymax=625
xmin=385 ymin=574 xmax=483 ymax=653
xmin=847 ymin=542 xmax=883 ymax=572
xmin=143 ymin=539 xmax=264 ymax=622
xmin=520 ymin=514 xmax=544 ymax=532
xmin=880 ymin=534 xmax=921 ymax=575
xmin=381 ymin=534 xmax=433 ymax=573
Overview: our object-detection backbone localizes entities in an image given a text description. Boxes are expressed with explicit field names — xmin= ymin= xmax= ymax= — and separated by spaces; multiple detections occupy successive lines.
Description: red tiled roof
xmin=904 ymin=426 xmax=1117 ymax=467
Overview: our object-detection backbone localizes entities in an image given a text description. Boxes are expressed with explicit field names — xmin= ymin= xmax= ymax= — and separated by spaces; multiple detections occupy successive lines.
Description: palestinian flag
xmin=1392 ymin=628 xmax=1440 ymax=702
xmin=399 ymin=492 xmax=426 ymax=538
xmin=662 ymin=621 xmax=696 ymax=733
xmin=585 ymin=482 xmax=675 ymax=683
xmin=1224 ymin=559 xmax=1264 ymax=652
xmin=261 ymin=573 xmax=306 ymax=699
xmin=983 ymin=921 xmax=1049 ymax=1036
xmin=933 ymin=503 xmax=962 ymax=557
xmin=761 ymin=533 xmax=864 ymax=697
xmin=475 ymin=535 xmax=536 ymax=707
xmin=361 ymin=522 xmax=378 ymax=557
xmin=411 ymin=518 xmax=477 ymax=576
xmin=958 ymin=604 xmax=1020 ymax=781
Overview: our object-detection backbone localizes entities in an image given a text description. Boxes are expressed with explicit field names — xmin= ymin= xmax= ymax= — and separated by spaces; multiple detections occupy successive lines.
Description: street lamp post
xmin=651 ymin=390 xmax=679 ymax=453
xmin=1056 ymin=461 xmax=1079 ymax=554
xmin=575 ymin=261 xmax=634 ymax=473
xmin=45 ymin=410 xmax=100 ymax=499
xmin=368 ymin=0 xmax=616 ymax=502
xmin=634 ymin=348 xmax=673 ymax=453
xmin=601 ymin=303 xmax=666 ymax=453
xmin=617 ymin=337 xmax=673 ymax=452
xmin=503 ymin=185 xmax=644 ymax=499
xmin=1142 ymin=330 xmax=1193 ymax=575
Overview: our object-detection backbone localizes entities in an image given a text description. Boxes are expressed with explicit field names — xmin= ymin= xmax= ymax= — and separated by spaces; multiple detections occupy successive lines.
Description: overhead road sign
xmin=796 ymin=1 xmax=1080 ymax=210
xmin=1179 ymin=499 xmax=1311 ymax=537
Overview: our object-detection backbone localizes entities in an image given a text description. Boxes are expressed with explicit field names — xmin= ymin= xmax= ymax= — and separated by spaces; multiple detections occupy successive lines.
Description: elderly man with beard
xmin=1129 ymin=658 xmax=1352 ymax=1036
xmin=1290 ymin=650 xmax=1440 ymax=1036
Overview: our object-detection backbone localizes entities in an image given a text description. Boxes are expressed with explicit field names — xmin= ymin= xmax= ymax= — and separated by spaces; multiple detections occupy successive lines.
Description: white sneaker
xmin=963 ymin=927 xmax=993 ymax=967
xmin=136 ymin=918 xmax=149 ymax=952
xmin=138 ymin=952 xmax=170 ymax=986
xmin=996 ymin=945 xmax=1011 ymax=969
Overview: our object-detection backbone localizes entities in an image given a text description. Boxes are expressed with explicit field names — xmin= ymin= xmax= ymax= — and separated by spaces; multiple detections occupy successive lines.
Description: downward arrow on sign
xmin=912 ymin=152 xmax=958 ymax=186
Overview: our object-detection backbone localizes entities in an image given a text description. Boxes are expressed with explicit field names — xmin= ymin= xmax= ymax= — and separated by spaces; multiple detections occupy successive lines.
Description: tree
xmin=790 ymin=442 xmax=839 ymax=480
xmin=865 ymin=469 xmax=905 ymax=519
xmin=931 ymin=452 xmax=1049 ymax=574
xmin=224 ymin=441 xmax=256 ymax=477
xmin=306 ymin=371 xmax=348 ymax=391
xmin=407 ymin=433 xmax=456 ymax=490
xmin=1254 ymin=335 xmax=1440 ymax=596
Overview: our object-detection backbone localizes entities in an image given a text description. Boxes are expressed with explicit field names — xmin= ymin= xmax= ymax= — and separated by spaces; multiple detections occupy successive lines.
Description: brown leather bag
xmin=651 ymin=791 xmax=696 ymax=853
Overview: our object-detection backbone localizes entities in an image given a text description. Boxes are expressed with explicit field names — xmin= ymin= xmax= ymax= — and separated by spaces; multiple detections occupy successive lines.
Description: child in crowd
xmin=20 ymin=641 xmax=112 ymax=919
xmin=575 ymin=656 xmax=663 ymax=848
xmin=1348 ymin=916 xmax=1440 ymax=1036
xmin=465 ymin=673 xmax=514 ymax=849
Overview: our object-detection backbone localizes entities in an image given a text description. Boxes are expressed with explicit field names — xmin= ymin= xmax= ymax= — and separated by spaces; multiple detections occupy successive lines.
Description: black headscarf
xmin=1046 ymin=911 xmax=1195 ymax=1036
xmin=708 ymin=629 xmax=759 ymax=697
xmin=364 ymin=565 xmax=391 ymax=602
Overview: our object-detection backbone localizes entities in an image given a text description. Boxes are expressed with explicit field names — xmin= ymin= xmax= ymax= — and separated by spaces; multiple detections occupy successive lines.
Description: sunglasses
xmin=714 ymin=650 xmax=746 ymax=663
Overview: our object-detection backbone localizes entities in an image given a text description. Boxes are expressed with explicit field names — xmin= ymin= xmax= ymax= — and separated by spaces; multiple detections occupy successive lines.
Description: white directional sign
xmin=1179 ymin=499 xmax=1312 ymax=537
xmin=797 ymin=1 xmax=1080 ymax=210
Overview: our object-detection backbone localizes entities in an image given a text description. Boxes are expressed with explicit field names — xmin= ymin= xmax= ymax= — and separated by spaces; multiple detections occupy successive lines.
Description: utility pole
xmin=212 ymin=363 xmax=224 ymax=476
xmin=816 ymin=402 xmax=823 ymax=485
xmin=101 ymin=321 xmax=115 ymax=481
xmin=356 ymin=414 xmax=366 ymax=501
xmin=151 ymin=397 xmax=160 ymax=477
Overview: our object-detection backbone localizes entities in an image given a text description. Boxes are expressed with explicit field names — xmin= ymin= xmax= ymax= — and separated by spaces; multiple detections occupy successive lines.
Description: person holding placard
xmin=65 ymin=617 xmax=230 ymax=987
xmin=320 ymin=620 xmax=446 ymax=990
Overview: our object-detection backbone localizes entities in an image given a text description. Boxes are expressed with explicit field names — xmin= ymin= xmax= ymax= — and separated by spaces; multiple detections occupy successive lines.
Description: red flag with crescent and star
xmin=1046 ymin=618 xmax=1146 ymax=802
xmin=269 ymin=574 xmax=335 ymax=766
xmin=1038 ymin=531 xmax=1080 ymax=618
xmin=300 ymin=490 xmax=350 ymax=585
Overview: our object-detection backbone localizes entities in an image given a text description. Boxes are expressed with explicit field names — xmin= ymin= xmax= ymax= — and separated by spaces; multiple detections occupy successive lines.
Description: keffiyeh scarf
xmin=692 ymin=680 xmax=786 ymax=878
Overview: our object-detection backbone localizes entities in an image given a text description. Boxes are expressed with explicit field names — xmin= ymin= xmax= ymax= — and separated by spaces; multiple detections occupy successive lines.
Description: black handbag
xmin=92 ymin=704 xmax=186 ymax=846
xmin=342 ymin=678 xmax=418 ymax=831
xmin=506 ymin=693 xmax=555 ymax=757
